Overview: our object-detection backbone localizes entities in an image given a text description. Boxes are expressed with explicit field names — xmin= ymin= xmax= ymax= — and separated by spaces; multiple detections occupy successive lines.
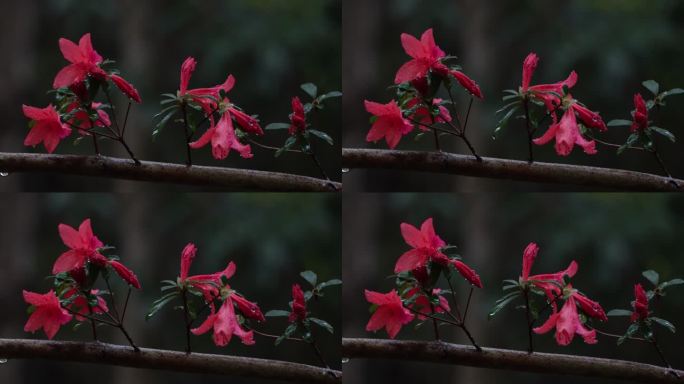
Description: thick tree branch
xmin=0 ymin=339 xmax=341 ymax=384
xmin=342 ymin=338 xmax=683 ymax=383
xmin=342 ymin=148 xmax=683 ymax=191
xmin=0 ymin=153 xmax=340 ymax=191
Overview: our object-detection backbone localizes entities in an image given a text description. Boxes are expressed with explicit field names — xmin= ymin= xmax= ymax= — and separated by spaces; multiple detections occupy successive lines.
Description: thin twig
xmin=0 ymin=339 xmax=340 ymax=383
xmin=523 ymin=288 xmax=534 ymax=353
xmin=0 ymin=152 xmax=340 ymax=191
xmin=343 ymin=338 xmax=682 ymax=383
xmin=342 ymin=148 xmax=682 ymax=191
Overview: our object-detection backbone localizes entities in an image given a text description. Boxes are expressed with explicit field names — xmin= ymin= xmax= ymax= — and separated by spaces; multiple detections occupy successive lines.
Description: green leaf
xmin=265 ymin=123 xmax=291 ymax=131
xmin=649 ymin=127 xmax=676 ymax=143
xmin=607 ymin=119 xmax=633 ymax=127
xmin=153 ymin=105 xmax=178 ymax=119
xmin=496 ymin=101 xmax=521 ymax=115
xmin=495 ymin=106 xmax=519 ymax=132
xmin=618 ymin=322 xmax=640 ymax=345
xmin=265 ymin=310 xmax=291 ymax=317
xmin=319 ymin=91 xmax=342 ymax=101
xmin=642 ymin=270 xmax=660 ymax=286
xmin=663 ymin=88 xmax=684 ymax=98
xmin=300 ymin=271 xmax=318 ymax=287
xmin=317 ymin=279 xmax=342 ymax=291
xmin=301 ymin=83 xmax=318 ymax=99
xmin=145 ymin=292 xmax=179 ymax=320
xmin=309 ymin=317 xmax=334 ymax=334
xmin=660 ymin=278 xmax=684 ymax=290
xmin=607 ymin=309 xmax=633 ymax=317
xmin=308 ymin=129 xmax=334 ymax=146
xmin=488 ymin=291 xmax=520 ymax=320
xmin=618 ymin=133 xmax=640 ymax=155
xmin=642 ymin=80 xmax=660 ymax=96
xmin=275 ymin=323 xmax=297 ymax=346
xmin=275 ymin=136 xmax=298 ymax=158
xmin=651 ymin=317 xmax=676 ymax=333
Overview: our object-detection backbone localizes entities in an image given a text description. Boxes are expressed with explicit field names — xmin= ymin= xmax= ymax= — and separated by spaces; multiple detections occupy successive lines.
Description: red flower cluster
xmin=519 ymin=242 xmax=606 ymax=346
xmin=23 ymin=218 xmax=140 ymax=340
xmin=395 ymin=29 xmax=483 ymax=99
xmin=288 ymin=284 xmax=308 ymax=323
xmin=23 ymin=33 xmax=141 ymax=154
xmin=630 ymin=283 xmax=649 ymax=322
xmin=178 ymin=57 xmax=263 ymax=160
xmin=519 ymin=52 xmax=607 ymax=156
xmin=178 ymin=243 xmax=264 ymax=346
xmin=365 ymin=218 xmax=482 ymax=339
xmin=364 ymin=28 xmax=483 ymax=150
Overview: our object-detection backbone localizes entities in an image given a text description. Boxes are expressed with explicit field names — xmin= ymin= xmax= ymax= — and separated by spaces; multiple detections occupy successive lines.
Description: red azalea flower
xmin=178 ymin=56 xmax=235 ymax=117
xmin=229 ymin=107 xmax=263 ymax=135
xmin=63 ymin=288 xmax=108 ymax=321
xmin=288 ymin=283 xmax=307 ymax=323
xmin=571 ymin=290 xmax=607 ymax=322
xmin=23 ymin=290 xmax=72 ymax=340
xmin=533 ymin=101 xmax=598 ymax=156
xmin=630 ymin=93 xmax=649 ymax=132
xmin=631 ymin=283 xmax=649 ymax=322
xmin=395 ymin=28 xmax=447 ymax=84
xmin=109 ymin=261 xmax=141 ymax=289
xmin=178 ymin=243 xmax=236 ymax=301
xmin=405 ymin=288 xmax=450 ymax=320
xmin=452 ymin=260 xmax=483 ymax=288
xmin=53 ymin=33 xmax=107 ymax=89
xmin=289 ymin=97 xmax=307 ymax=135
xmin=365 ymin=289 xmax=414 ymax=339
xmin=533 ymin=295 xmax=597 ymax=346
xmin=394 ymin=218 xmax=448 ymax=273
xmin=191 ymin=297 xmax=255 ymax=346
xmin=521 ymin=52 xmax=577 ymax=111
xmin=110 ymin=74 xmax=142 ymax=103
xmin=364 ymin=100 xmax=414 ymax=149
xmin=520 ymin=242 xmax=577 ymax=303
xmin=450 ymin=70 xmax=484 ymax=99
xmin=230 ymin=293 xmax=265 ymax=322
xmin=22 ymin=104 xmax=71 ymax=154
xmin=189 ymin=106 xmax=253 ymax=160
xmin=406 ymin=97 xmax=452 ymax=128
xmin=52 ymin=219 xmax=107 ymax=274
xmin=65 ymin=101 xmax=111 ymax=133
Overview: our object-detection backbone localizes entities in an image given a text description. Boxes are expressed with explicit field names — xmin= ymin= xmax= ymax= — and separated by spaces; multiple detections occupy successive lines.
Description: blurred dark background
xmin=0 ymin=0 xmax=341 ymax=191
xmin=343 ymin=0 xmax=684 ymax=191
xmin=0 ymin=193 xmax=341 ymax=383
xmin=343 ymin=193 xmax=684 ymax=383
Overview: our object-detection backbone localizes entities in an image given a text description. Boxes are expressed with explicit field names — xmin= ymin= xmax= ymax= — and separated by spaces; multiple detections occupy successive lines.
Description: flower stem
xmin=462 ymin=97 xmax=474 ymax=135
xmin=651 ymin=148 xmax=678 ymax=187
xmin=523 ymin=287 xmax=534 ymax=354
xmin=428 ymin=301 xmax=441 ymax=341
xmin=523 ymin=99 xmax=534 ymax=164
xmin=181 ymin=289 xmax=192 ymax=354
xmin=310 ymin=338 xmax=330 ymax=369
xmin=181 ymin=104 xmax=193 ymax=167
xmin=308 ymin=149 xmax=330 ymax=181
xmin=463 ymin=287 xmax=474 ymax=322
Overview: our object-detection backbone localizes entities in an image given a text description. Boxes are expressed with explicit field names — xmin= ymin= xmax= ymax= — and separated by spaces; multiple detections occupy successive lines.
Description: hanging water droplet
xmin=0 ymin=172 xmax=8 ymax=177
xmin=341 ymin=168 xmax=350 ymax=174
xmin=0 ymin=358 xmax=8 ymax=364
xmin=341 ymin=357 xmax=350 ymax=364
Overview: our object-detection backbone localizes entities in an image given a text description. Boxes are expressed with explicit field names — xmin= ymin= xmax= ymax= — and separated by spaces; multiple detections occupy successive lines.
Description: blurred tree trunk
xmin=0 ymin=2 xmax=37 ymax=382
xmin=112 ymin=1 xmax=157 ymax=382
xmin=0 ymin=0 xmax=37 ymax=191
xmin=342 ymin=0 xmax=381 ymax=190
xmin=342 ymin=194 xmax=381 ymax=383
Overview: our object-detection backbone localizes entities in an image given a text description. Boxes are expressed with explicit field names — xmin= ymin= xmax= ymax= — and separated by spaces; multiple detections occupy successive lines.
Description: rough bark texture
xmin=342 ymin=338 xmax=683 ymax=383
xmin=0 ymin=153 xmax=341 ymax=191
xmin=342 ymin=148 xmax=682 ymax=191
xmin=0 ymin=339 xmax=341 ymax=384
